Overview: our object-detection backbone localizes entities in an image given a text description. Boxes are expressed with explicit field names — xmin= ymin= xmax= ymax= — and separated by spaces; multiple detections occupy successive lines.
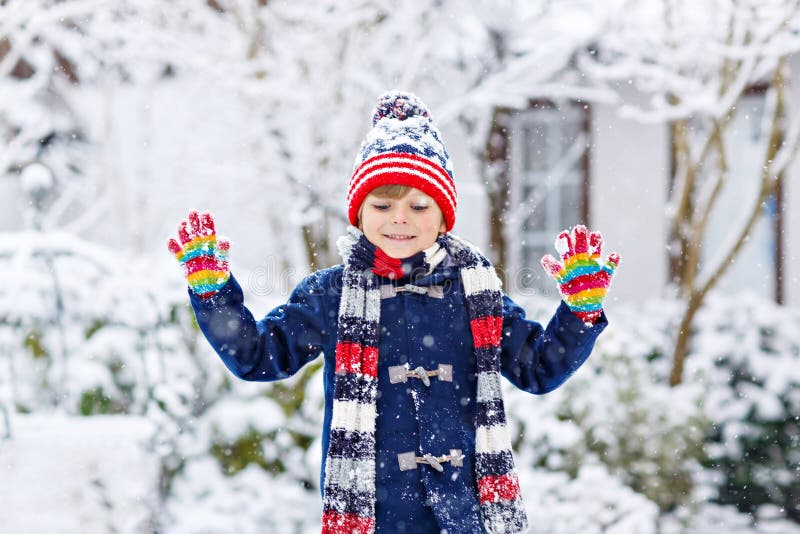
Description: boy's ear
xmin=438 ymin=219 xmax=446 ymax=233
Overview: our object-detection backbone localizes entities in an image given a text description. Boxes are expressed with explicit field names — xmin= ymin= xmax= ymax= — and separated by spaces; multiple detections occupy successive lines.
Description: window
xmin=506 ymin=101 xmax=590 ymax=297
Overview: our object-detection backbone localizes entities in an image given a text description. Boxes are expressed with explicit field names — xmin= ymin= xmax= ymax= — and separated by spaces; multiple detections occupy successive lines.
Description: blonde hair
xmin=368 ymin=184 xmax=412 ymax=199
xmin=356 ymin=185 xmax=413 ymax=226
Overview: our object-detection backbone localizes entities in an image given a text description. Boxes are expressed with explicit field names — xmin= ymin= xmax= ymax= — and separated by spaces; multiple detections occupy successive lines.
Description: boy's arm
xmin=189 ymin=272 xmax=334 ymax=381
xmin=499 ymin=295 xmax=606 ymax=394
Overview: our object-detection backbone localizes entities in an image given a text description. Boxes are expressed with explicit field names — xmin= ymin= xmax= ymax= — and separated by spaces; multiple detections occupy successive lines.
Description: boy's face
xmin=359 ymin=188 xmax=446 ymax=259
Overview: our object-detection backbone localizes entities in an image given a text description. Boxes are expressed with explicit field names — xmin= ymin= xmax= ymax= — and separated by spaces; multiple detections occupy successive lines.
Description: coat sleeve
xmin=189 ymin=272 xmax=335 ymax=381
xmin=500 ymin=296 xmax=607 ymax=394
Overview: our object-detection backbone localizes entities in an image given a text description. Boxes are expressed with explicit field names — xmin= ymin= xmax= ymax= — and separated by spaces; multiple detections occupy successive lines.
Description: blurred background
xmin=1 ymin=0 xmax=798 ymax=532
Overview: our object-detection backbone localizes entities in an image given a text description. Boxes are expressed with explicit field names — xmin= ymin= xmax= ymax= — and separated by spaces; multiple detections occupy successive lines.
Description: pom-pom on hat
xmin=347 ymin=90 xmax=456 ymax=232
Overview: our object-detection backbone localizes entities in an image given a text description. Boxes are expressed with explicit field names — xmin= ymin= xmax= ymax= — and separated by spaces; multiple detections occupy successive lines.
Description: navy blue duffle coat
xmin=190 ymin=257 xmax=607 ymax=533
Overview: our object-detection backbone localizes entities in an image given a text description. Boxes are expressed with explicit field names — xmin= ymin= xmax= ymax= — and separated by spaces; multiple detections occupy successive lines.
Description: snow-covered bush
xmin=165 ymin=458 xmax=321 ymax=534
xmin=0 ymin=232 xmax=201 ymax=418
xmin=0 ymin=232 xmax=217 ymax=530
xmin=558 ymin=352 xmax=708 ymax=512
xmin=509 ymin=294 xmax=800 ymax=528
xmin=0 ymin=231 xmax=329 ymax=530
xmin=689 ymin=294 xmax=800 ymax=522
xmin=187 ymin=361 xmax=323 ymax=485
xmin=520 ymin=461 xmax=661 ymax=533
xmin=163 ymin=368 xmax=326 ymax=533
xmin=506 ymin=298 xmax=707 ymax=514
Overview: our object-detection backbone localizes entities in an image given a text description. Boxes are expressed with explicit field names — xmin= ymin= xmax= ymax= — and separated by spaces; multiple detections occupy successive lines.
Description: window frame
xmin=505 ymin=99 xmax=592 ymax=296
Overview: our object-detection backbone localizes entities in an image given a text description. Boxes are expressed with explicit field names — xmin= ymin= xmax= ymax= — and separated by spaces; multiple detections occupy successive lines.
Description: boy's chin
xmin=380 ymin=245 xmax=422 ymax=259
xmin=378 ymin=238 xmax=425 ymax=259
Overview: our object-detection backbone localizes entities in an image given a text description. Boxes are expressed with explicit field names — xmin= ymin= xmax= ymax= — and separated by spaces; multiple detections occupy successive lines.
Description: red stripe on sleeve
xmin=572 ymin=310 xmax=602 ymax=324
xmin=477 ymin=473 xmax=521 ymax=504
xmin=470 ymin=316 xmax=503 ymax=348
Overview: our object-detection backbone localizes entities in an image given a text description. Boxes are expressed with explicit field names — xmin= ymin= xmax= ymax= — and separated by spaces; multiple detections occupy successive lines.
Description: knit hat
xmin=347 ymin=90 xmax=457 ymax=232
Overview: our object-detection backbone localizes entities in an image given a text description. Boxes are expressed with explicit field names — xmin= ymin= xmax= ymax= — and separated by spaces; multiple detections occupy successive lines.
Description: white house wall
xmin=591 ymin=100 xmax=670 ymax=307
xmin=438 ymin=123 xmax=490 ymax=255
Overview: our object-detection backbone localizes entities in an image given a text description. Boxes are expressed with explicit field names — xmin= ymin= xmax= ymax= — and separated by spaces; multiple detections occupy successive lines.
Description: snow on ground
xmin=0 ymin=414 xmax=159 ymax=534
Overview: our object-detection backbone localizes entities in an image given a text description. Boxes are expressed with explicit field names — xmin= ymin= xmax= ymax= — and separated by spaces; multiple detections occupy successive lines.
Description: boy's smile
xmin=359 ymin=188 xmax=446 ymax=259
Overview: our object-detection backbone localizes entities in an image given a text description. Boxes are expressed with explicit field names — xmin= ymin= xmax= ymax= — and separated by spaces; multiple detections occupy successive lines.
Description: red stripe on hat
xmin=477 ymin=473 xmax=521 ymax=504
xmin=335 ymin=342 xmax=379 ymax=378
xmin=372 ymin=247 xmax=405 ymax=279
xmin=322 ymin=511 xmax=375 ymax=534
xmin=470 ymin=316 xmax=503 ymax=348
xmin=351 ymin=152 xmax=454 ymax=187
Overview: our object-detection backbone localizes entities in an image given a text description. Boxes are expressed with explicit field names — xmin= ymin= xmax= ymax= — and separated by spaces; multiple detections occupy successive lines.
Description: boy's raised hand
xmin=541 ymin=225 xmax=620 ymax=325
xmin=167 ymin=210 xmax=230 ymax=299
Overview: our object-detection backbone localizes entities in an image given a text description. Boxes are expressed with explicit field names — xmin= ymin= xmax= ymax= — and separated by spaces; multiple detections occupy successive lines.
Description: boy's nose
xmin=392 ymin=209 xmax=409 ymax=224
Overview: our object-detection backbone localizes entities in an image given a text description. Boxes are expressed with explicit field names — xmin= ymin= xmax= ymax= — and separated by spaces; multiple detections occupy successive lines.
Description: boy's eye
xmin=371 ymin=204 xmax=390 ymax=211
xmin=412 ymin=205 xmax=429 ymax=211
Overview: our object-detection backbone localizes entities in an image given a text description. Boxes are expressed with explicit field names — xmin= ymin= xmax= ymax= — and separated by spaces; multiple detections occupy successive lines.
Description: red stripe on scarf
xmin=335 ymin=341 xmax=379 ymax=378
xmin=477 ymin=472 xmax=521 ymax=504
xmin=321 ymin=511 xmax=375 ymax=534
xmin=470 ymin=316 xmax=503 ymax=348
xmin=372 ymin=247 xmax=406 ymax=279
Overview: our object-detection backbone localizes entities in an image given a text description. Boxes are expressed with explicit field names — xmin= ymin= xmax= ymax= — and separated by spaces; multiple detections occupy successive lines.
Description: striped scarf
xmin=321 ymin=228 xmax=528 ymax=534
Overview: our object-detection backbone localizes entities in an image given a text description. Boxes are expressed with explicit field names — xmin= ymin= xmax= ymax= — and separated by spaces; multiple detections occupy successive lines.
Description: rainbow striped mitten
xmin=540 ymin=225 xmax=620 ymax=325
xmin=167 ymin=210 xmax=230 ymax=299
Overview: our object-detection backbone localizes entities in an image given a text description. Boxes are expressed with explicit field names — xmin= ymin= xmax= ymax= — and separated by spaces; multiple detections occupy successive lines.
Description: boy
xmin=168 ymin=91 xmax=619 ymax=534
